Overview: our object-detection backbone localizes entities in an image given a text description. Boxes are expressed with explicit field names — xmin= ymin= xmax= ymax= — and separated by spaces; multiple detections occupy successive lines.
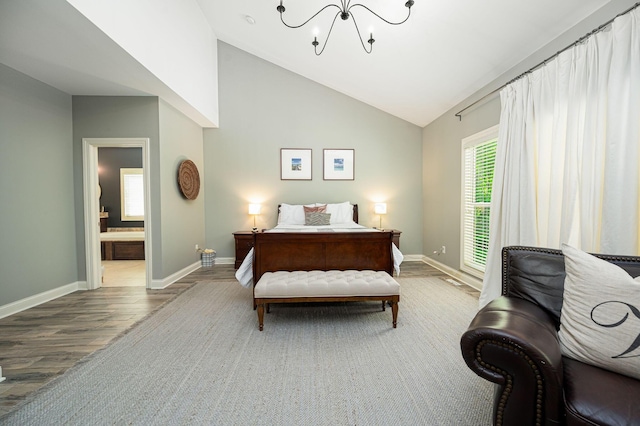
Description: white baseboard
xmin=421 ymin=256 xmax=484 ymax=291
xmin=150 ymin=261 xmax=201 ymax=289
xmin=402 ymin=254 xmax=424 ymax=262
xmin=0 ymin=258 xmax=230 ymax=319
xmin=214 ymin=257 xmax=234 ymax=265
xmin=0 ymin=281 xmax=81 ymax=319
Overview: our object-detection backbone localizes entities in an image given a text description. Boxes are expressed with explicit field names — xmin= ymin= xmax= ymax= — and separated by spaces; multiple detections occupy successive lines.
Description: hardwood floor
xmin=0 ymin=262 xmax=477 ymax=416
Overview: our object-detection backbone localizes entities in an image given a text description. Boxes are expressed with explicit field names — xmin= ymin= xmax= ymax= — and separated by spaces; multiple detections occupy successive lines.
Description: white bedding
xmin=100 ymin=231 xmax=144 ymax=242
xmin=267 ymin=223 xmax=372 ymax=232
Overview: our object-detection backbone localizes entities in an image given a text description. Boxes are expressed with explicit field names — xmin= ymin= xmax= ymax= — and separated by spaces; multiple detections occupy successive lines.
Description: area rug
xmin=2 ymin=277 xmax=492 ymax=425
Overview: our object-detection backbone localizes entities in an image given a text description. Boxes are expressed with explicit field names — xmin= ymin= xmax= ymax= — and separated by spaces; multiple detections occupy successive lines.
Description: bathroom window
xmin=120 ymin=168 xmax=144 ymax=221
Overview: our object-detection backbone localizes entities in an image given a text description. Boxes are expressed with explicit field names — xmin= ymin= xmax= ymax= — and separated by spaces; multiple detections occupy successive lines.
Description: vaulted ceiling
xmin=196 ymin=0 xmax=610 ymax=126
xmin=0 ymin=0 xmax=612 ymax=127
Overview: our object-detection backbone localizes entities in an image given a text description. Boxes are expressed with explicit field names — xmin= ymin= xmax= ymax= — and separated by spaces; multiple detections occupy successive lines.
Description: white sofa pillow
xmin=558 ymin=244 xmax=640 ymax=380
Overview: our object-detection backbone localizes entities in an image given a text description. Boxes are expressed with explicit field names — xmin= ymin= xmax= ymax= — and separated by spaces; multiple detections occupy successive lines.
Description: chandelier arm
xmin=350 ymin=13 xmax=373 ymax=54
xmin=348 ymin=3 xmax=412 ymax=26
xmin=279 ymin=3 xmax=342 ymax=29
xmin=314 ymin=11 xmax=342 ymax=55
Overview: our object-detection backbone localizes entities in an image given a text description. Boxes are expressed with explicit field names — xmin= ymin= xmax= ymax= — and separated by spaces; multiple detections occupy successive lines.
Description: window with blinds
xmin=120 ymin=168 xmax=144 ymax=221
xmin=461 ymin=126 xmax=498 ymax=277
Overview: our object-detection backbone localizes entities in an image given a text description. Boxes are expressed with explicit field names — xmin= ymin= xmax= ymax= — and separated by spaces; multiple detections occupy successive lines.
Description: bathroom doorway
xmin=82 ymin=138 xmax=152 ymax=290
xmin=98 ymin=146 xmax=146 ymax=287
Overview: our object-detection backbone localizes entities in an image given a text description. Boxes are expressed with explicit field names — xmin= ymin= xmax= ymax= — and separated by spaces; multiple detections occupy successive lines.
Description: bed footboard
xmin=252 ymin=231 xmax=395 ymax=283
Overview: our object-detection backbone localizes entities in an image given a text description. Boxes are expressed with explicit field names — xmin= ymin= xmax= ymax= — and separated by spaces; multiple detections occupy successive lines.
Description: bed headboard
xmin=277 ymin=204 xmax=359 ymax=223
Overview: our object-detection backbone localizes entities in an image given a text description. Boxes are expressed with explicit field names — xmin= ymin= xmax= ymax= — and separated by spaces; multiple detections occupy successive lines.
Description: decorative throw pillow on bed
xmin=558 ymin=244 xmax=640 ymax=380
xmin=305 ymin=212 xmax=331 ymax=226
xmin=303 ymin=204 xmax=326 ymax=214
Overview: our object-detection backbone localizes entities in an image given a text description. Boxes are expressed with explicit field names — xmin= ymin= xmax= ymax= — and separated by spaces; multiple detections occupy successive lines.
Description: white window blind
xmin=120 ymin=168 xmax=144 ymax=221
xmin=461 ymin=127 xmax=498 ymax=276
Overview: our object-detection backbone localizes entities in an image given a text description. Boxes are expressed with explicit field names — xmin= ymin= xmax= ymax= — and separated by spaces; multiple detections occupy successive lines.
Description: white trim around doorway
xmin=82 ymin=138 xmax=152 ymax=290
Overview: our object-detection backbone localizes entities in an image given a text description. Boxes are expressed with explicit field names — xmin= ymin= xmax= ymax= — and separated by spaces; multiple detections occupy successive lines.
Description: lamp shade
xmin=374 ymin=203 xmax=387 ymax=215
xmin=248 ymin=203 xmax=262 ymax=215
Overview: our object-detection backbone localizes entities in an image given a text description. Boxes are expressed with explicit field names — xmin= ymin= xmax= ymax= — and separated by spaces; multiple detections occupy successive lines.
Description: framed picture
xmin=280 ymin=148 xmax=312 ymax=180
xmin=323 ymin=149 xmax=354 ymax=180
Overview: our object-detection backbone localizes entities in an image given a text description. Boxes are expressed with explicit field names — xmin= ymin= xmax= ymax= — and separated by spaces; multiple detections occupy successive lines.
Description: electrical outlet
xmin=195 ymin=244 xmax=199 ymax=251
xmin=441 ymin=245 xmax=446 ymax=254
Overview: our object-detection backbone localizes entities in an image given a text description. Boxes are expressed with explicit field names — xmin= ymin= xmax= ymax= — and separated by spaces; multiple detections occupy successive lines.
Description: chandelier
xmin=276 ymin=1 xmax=414 ymax=55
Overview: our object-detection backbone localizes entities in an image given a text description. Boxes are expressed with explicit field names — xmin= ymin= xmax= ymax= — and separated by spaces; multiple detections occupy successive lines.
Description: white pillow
xmin=558 ymin=244 xmax=640 ymax=380
xmin=325 ymin=202 xmax=354 ymax=224
xmin=278 ymin=203 xmax=316 ymax=225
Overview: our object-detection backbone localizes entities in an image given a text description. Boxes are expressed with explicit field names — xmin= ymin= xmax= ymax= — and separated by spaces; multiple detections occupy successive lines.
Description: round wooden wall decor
xmin=178 ymin=159 xmax=200 ymax=200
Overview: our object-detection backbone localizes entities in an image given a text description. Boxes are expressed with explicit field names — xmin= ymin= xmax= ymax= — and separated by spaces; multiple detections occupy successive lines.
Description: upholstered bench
xmin=254 ymin=270 xmax=400 ymax=331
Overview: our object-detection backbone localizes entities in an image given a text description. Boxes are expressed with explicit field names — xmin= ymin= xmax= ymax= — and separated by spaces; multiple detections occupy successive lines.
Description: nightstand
xmin=385 ymin=229 xmax=402 ymax=248
xmin=233 ymin=231 xmax=255 ymax=269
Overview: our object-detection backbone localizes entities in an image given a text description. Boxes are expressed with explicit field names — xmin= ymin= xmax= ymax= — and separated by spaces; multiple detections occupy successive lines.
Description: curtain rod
xmin=454 ymin=1 xmax=640 ymax=121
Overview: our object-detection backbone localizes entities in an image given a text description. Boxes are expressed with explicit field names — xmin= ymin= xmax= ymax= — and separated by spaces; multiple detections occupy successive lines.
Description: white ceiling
xmin=198 ymin=0 xmax=610 ymax=126
xmin=0 ymin=0 xmax=612 ymax=128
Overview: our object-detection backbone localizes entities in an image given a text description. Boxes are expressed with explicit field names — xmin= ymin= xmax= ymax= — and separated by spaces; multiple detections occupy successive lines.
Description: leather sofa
xmin=460 ymin=246 xmax=640 ymax=426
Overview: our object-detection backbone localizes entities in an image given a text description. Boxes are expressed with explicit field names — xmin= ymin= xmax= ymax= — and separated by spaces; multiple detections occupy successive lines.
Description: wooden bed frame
xmin=246 ymin=203 xmax=400 ymax=329
xmin=253 ymin=231 xmax=394 ymax=277
xmin=254 ymin=204 xmax=392 ymax=278
xmin=252 ymin=230 xmax=395 ymax=306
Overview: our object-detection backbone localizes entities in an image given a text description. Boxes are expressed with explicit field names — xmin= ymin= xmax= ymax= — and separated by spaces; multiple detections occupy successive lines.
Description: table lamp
xmin=249 ymin=203 xmax=261 ymax=232
xmin=374 ymin=203 xmax=387 ymax=229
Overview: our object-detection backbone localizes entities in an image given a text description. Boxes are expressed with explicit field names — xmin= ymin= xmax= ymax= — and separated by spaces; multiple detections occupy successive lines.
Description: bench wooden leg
xmin=381 ymin=301 xmax=386 ymax=311
xmin=391 ymin=301 xmax=398 ymax=328
xmin=257 ymin=303 xmax=265 ymax=331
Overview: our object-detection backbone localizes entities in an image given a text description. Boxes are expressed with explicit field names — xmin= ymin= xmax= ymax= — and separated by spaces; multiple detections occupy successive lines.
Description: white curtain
xmin=480 ymin=7 xmax=640 ymax=308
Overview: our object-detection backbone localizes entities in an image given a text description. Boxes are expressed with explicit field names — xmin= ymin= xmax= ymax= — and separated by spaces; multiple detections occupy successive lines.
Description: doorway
xmin=82 ymin=138 xmax=152 ymax=290
xmin=98 ymin=146 xmax=145 ymax=287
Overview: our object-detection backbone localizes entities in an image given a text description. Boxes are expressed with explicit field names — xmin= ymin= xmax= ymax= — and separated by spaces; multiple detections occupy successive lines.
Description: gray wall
xmin=0 ymin=85 xmax=204 ymax=308
xmin=72 ymin=96 xmax=161 ymax=279
xmin=204 ymin=42 xmax=423 ymax=258
xmin=421 ymin=0 xmax=639 ymax=273
xmin=0 ymin=63 xmax=77 ymax=306
xmin=72 ymin=96 xmax=205 ymax=281
xmin=158 ymin=99 xmax=205 ymax=275
xmin=422 ymin=98 xmax=500 ymax=269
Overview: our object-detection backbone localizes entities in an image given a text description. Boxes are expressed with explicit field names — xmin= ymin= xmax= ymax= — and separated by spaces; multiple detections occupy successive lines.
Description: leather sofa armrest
xmin=460 ymin=296 xmax=564 ymax=426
